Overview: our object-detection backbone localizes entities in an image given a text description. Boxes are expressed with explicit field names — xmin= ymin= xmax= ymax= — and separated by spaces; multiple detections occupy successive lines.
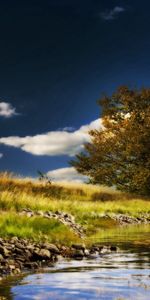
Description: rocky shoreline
xmin=19 ymin=208 xmax=85 ymax=238
xmin=103 ymin=213 xmax=150 ymax=225
xmin=19 ymin=209 xmax=150 ymax=237
xmin=0 ymin=237 xmax=118 ymax=279
xmin=0 ymin=211 xmax=149 ymax=280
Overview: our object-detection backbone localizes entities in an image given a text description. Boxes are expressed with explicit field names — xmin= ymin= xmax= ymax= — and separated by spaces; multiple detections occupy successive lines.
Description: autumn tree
xmin=71 ymin=86 xmax=150 ymax=195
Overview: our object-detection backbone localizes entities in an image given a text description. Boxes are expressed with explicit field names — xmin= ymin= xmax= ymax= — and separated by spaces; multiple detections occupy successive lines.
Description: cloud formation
xmin=47 ymin=167 xmax=88 ymax=183
xmin=0 ymin=118 xmax=102 ymax=156
xmin=100 ymin=6 xmax=125 ymax=21
xmin=0 ymin=102 xmax=17 ymax=118
xmin=0 ymin=153 xmax=3 ymax=158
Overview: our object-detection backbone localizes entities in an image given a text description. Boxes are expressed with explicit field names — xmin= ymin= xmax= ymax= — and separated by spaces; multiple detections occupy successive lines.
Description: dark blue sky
xmin=0 ymin=0 xmax=150 ymax=178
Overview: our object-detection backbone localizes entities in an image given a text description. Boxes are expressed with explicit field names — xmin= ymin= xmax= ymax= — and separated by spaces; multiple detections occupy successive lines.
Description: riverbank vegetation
xmin=0 ymin=172 xmax=150 ymax=245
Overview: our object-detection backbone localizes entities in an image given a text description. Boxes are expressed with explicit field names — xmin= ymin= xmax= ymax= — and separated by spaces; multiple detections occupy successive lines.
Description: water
xmin=1 ymin=226 xmax=150 ymax=300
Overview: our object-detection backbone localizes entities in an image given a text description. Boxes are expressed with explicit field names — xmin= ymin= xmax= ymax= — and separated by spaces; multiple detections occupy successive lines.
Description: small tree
xmin=71 ymin=86 xmax=150 ymax=195
xmin=37 ymin=170 xmax=51 ymax=185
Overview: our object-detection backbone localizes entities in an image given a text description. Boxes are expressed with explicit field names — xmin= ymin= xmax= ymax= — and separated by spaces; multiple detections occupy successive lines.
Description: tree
xmin=71 ymin=86 xmax=150 ymax=195
xmin=37 ymin=170 xmax=51 ymax=185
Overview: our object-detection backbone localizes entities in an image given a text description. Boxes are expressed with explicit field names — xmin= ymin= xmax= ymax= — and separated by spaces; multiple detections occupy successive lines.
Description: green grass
xmin=0 ymin=172 xmax=150 ymax=244
xmin=0 ymin=212 xmax=80 ymax=245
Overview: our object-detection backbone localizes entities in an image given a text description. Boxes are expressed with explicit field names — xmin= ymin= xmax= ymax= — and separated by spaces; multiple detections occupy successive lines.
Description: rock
xmin=14 ymin=248 xmax=24 ymax=255
xmin=35 ymin=211 xmax=44 ymax=216
xmin=42 ymin=243 xmax=60 ymax=254
xmin=110 ymin=245 xmax=118 ymax=252
xmin=15 ymin=242 xmax=25 ymax=249
xmin=0 ymin=246 xmax=10 ymax=257
xmin=14 ymin=256 xmax=26 ymax=262
xmin=55 ymin=210 xmax=62 ymax=215
xmin=26 ymin=212 xmax=33 ymax=218
xmin=24 ymin=262 xmax=39 ymax=269
xmin=10 ymin=237 xmax=18 ymax=243
xmin=26 ymin=244 xmax=35 ymax=251
xmin=0 ymin=254 xmax=3 ymax=260
xmin=64 ymin=213 xmax=69 ymax=218
xmin=90 ymin=246 xmax=100 ymax=253
xmin=33 ymin=249 xmax=51 ymax=260
xmin=100 ymin=246 xmax=111 ymax=254
xmin=84 ymin=249 xmax=90 ymax=256
xmin=86 ymin=253 xmax=99 ymax=259
xmin=8 ymin=264 xmax=16 ymax=272
xmin=72 ymin=249 xmax=84 ymax=259
xmin=24 ymin=249 xmax=32 ymax=259
xmin=13 ymin=268 xmax=21 ymax=274
xmin=71 ymin=244 xmax=85 ymax=251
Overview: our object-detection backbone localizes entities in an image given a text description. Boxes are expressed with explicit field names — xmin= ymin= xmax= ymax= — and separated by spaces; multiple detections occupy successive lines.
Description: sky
xmin=0 ymin=0 xmax=150 ymax=181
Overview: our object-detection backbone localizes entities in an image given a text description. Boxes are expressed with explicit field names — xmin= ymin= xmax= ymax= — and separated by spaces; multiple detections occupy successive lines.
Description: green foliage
xmin=71 ymin=86 xmax=150 ymax=195
xmin=0 ymin=213 xmax=80 ymax=244
xmin=0 ymin=175 xmax=150 ymax=243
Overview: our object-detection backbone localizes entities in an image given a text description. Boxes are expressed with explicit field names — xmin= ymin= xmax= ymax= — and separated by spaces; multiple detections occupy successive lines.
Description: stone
xmin=15 ymin=242 xmax=25 ymax=249
xmin=24 ymin=262 xmax=39 ymax=269
xmin=14 ymin=256 xmax=26 ymax=262
xmin=26 ymin=212 xmax=33 ymax=218
xmin=24 ymin=249 xmax=32 ymax=258
xmin=26 ymin=244 xmax=35 ymax=251
xmin=71 ymin=244 xmax=85 ymax=251
xmin=42 ymin=243 xmax=60 ymax=254
xmin=14 ymin=248 xmax=24 ymax=255
xmin=33 ymin=249 xmax=51 ymax=260
xmin=35 ymin=211 xmax=44 ymax=216
xmin=55 ymin=210 xmax=62 ymax=215
xmin=13 ymin=268 xmax=21 ymax=274
xmin=0 ymin=246 xmax=10 ymax=257
xmin=100 ymin=246 xmax=111 ymax=254
xmin=72 ymin=249 xmax=84 ymax=259
xmin=84 ymin=249 xmax=90 ymax=256
xmin=110 ymin=245 xmax=118 ymax=252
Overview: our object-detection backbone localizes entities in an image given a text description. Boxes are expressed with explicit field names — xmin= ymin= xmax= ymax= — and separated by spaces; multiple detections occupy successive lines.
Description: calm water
xmin=1 ymin=226 xmax=150 ymax=300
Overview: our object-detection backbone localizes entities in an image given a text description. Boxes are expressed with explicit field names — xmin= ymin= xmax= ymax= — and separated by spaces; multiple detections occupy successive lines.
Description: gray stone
xmin=33 ymin=249 xmax=51 ymax=260
xmin=72 ymin=249 xmax=84 ymax=259
xmin=24 ymin=262 xmax=39 ymax=269
xmin=0 ymin=254 xmax=3 ymax=260
xmin=110 ymin=245 xmax=118 ymax=252
xmin=42 ymin=243 xmax=60 ymax=254
xmin=0 ymin=246 xmax=10 ymax=257
xmin=71 ymin=244 xmax=85 ymax=251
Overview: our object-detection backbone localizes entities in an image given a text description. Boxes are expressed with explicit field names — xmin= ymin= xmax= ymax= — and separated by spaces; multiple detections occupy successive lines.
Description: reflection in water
xmin=0 ymin=226 xmax=150 ymax=300
xmin=0 ymin=251 xmax=150 ymax=300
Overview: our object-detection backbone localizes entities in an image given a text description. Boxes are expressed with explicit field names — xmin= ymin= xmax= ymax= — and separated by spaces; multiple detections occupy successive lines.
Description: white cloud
xmin=0 ymin=118 xmax=103 ymax=156
xmin=100 ymin=6 xmax=125 ymax=21
xmin=61 ymin=126 xmax=75 ymax=132
xmin=0 ymin=153 xmax=3 ymax=158
xmin=0 ymin=102 xmax=17 ymax=118
xmin=47 ymin=167 xmax=88 ymax=183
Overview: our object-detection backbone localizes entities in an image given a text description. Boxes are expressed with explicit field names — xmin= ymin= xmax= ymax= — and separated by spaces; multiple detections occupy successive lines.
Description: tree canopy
xmin=71 ymin=86 xmax=150 ymax=196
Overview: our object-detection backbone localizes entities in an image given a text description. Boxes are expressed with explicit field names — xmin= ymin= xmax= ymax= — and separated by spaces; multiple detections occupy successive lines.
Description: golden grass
xmin=0 ymin=172 xmax=149 ymax=243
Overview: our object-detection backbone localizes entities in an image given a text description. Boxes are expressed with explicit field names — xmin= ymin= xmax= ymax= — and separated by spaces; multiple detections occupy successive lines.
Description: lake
xmin=1 ymin=225 xmax=150 ymax=300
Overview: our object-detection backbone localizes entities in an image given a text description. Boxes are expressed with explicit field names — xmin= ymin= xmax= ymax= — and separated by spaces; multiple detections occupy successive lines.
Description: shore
xmin=0 ymin=237 xmax=119 ymax=279
xmin=0 ymin=209 xmax=150 ymax=279
xmin=0 ymin=174 xmax=150 ymax=279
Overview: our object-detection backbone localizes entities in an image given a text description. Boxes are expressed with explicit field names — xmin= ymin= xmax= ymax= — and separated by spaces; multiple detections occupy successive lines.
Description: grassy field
xmin=0 ymin=172 xmax=150 ymax=245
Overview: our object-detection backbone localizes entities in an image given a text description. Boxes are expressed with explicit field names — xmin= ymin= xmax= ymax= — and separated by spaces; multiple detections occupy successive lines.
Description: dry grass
xmin=0 ymin=172 xmax=149 ymax=243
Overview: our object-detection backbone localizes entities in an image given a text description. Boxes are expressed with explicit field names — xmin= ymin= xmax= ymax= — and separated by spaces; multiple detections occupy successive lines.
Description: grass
xmin=0 ymin=172 xmax=150 ymax=245
xmin=0 ymin=212 xmax=80 ymax=245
